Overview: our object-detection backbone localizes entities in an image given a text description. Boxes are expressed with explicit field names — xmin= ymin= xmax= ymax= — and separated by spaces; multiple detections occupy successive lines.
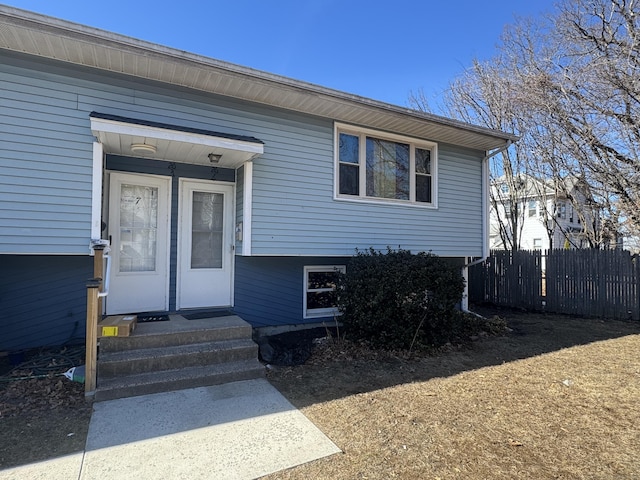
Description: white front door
xmin=177 ymin=179 xmax=234 ymax=309
xmin=107 ymin=173 xmax=171 ymax=314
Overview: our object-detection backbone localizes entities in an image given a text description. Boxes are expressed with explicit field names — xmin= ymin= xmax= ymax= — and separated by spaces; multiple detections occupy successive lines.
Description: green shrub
xmin=336 ymin=248 xmax=465 ymax=350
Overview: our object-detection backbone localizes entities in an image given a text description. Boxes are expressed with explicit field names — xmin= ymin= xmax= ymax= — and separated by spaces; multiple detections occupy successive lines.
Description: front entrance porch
xmin=105 ymin=171 xmax=235 ymax=314
xmin=95 ymin=313 xmax=264 ymax=402
xmin=89 ymin=112 xmax=265 ymax=315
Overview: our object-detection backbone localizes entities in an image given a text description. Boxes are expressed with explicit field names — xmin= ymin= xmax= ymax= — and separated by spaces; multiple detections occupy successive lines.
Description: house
xmin=0 ymin=6 xmax=517 ymax=352
xmin=489 ymin=174 xmax=598 ymax=251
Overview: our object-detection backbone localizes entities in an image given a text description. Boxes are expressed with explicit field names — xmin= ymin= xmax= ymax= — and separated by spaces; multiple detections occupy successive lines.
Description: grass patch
xmin=265 ymin=310 xmax=640 ymax=479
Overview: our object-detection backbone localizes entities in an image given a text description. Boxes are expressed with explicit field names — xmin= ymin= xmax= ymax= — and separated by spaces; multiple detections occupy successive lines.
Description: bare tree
xmin=412 ymin=0 xmax=640 ymax=248
xmin=512 ymin=0 xmax=640 ymax=240
xmin=410 ymin=59 xmax=529 ymax=252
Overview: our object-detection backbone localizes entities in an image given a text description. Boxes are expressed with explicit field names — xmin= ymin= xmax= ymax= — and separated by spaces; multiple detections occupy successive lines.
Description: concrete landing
xmin=0 ymin=379 xmax=340 ymax=480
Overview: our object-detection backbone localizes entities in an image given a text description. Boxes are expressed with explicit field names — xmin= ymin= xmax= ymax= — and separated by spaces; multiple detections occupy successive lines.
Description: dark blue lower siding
xmin=1 ymin=255 xmax=93 ymax=351
xmin=234 ymin=256 xmax=348 ymax=327
xmin=2 ymin=253 xmax=466 ymax=350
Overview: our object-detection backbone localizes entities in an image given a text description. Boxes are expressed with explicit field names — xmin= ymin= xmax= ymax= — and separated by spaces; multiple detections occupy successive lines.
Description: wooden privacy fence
xmin=469 ymin=249 xmax=640 ymax=320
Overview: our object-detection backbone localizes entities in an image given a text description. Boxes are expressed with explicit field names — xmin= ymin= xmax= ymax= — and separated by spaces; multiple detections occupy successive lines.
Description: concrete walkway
xmin=0 ymin=379 xmax=340 ymax=480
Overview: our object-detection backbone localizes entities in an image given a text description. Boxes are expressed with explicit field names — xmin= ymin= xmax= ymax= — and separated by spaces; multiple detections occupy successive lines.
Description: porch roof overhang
xmin=90 ymin=112 xmax=264 ymax=169
xmin=0 ymin=6 xmax=519 ymax=153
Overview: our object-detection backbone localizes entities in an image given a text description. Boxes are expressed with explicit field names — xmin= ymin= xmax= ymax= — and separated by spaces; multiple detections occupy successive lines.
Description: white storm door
xmin=107 ymin=173 xmax=171 ymax=314
xmin=177 ymin=179 xmax=234 ymax=309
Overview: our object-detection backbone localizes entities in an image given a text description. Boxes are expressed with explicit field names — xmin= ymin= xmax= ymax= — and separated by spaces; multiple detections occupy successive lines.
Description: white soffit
xmin=90 ymin=115 xmax=264 ymax=168
xmin=0 ymin=6 xmax=518 ymax=152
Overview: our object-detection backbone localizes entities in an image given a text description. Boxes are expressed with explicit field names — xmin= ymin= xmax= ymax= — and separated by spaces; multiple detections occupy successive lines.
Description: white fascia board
xmin=90 ymin=117 xmax=264 ymax=155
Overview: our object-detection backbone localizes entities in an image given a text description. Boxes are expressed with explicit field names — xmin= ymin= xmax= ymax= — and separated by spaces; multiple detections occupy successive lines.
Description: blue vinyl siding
xmin=0 ymin=255 xmax=92 ymax=351
xmin=250 ymin=141 xmax=484 ymax=257
xmin=0 ymin=53 xmax=326 ymax=255
xmin=234 ymin=256 xmax=347 ymax=327
xmin=1 ymin=51 xmax=484 ymax=258
xmin=0 ymin=65 xmax=93 ymax=254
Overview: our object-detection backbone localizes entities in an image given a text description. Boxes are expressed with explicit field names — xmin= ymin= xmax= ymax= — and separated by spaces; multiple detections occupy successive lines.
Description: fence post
xmin=85 ymin=278 xmax=101 ymax=396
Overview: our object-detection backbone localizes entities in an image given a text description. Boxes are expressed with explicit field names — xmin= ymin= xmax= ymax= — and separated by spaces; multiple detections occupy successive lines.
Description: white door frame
xmin=176 ymin=178 xmax=235 ymax=310
xmin=106 ymin=172 xmax=172 ymax=314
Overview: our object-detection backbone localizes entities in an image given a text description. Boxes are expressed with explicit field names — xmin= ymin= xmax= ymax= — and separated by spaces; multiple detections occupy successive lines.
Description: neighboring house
xmin=489 ymin=174 xmax=597 ymax=251
xmin=622 ymin=236 xmax=640 ymax=254
xmin=0 ymin=6 xmax=516 ymax=351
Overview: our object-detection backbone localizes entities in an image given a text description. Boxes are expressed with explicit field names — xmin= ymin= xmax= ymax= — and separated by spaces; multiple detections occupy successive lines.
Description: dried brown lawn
xmin=1 ymin=310 xmax=638 ymax=478
xmin=264 ymin=310 xmax=640 ymax=480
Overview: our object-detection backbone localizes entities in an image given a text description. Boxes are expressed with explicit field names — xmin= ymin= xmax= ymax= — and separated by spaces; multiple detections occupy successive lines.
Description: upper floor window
xmin=336 ymin=125 xmax=437 ymax=206
xmin=556 ymin=201 xmax=567 ymax=219
xmin=528 ymin=200 xmax=537 ymax=217
xmin=504 ymin=201 xmax=512 ymax=219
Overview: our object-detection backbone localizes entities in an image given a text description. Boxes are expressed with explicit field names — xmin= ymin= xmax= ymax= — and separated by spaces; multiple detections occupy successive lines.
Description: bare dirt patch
xmin=0 ymin=347 xmax=92 ymax=470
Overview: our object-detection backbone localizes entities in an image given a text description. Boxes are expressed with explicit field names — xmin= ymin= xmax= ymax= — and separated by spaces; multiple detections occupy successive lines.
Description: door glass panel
xmin=119 ymin=184 xmax=158 ymax=272
xmin=191 ymin=191 xmax=224 ymax=269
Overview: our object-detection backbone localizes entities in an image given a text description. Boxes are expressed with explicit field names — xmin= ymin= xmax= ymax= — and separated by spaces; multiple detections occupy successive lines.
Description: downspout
xmin=462 ymin=140 xmax=513 ymax=313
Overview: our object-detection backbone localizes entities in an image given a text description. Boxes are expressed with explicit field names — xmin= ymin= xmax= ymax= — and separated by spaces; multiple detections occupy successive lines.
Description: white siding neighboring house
xmin=489 ymin=174 xmax=597 ymax=251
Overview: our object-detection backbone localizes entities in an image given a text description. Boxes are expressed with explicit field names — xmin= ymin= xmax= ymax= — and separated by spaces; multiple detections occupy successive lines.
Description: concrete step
xmin=94 ymin=358 xmax=265 ymax=402
xmin=98 ymin=339 xmax=259 ymax=377
xmin=99 ymin=315 xmax=252 ymax=353
xmin=95 ymin=314 xmax=264 ymax=402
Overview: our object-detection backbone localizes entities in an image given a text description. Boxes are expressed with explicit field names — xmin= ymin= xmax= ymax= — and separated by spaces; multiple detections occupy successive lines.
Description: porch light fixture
xmin=131 ymin=143 xmax=157 ymax=154
xmin=208 ymin=153 xmax=222 ymax=164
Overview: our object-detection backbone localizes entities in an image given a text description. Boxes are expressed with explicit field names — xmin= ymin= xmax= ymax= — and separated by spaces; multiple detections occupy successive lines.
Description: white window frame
xmin=504 ymin=201 xmax=512 ymax=219
xmin=556 ymin=201 xmax=567 ymax=219
xmin=533 ymin=238 xmax=543 ymax=250
xmin=303 ymin=265 xmax=346 ymax=319
xmin=334 ymin=123 xmax=438 ymax=208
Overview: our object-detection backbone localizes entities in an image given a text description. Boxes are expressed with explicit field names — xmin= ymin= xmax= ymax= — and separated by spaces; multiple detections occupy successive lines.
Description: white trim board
xmin=242 ymin=161 xmax=253 ymax=256
xmin=90 ymin=117 xmax=264 ymax=155
xmin=90 ymin=141 xmax=104 ymax=249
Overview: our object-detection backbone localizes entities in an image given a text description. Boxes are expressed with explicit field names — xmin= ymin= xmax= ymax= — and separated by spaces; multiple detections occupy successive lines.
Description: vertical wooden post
xmin=85 ymin=278 xmax=101 ymax=396
xmin=93 ymin=244 xmax=106 ymax=318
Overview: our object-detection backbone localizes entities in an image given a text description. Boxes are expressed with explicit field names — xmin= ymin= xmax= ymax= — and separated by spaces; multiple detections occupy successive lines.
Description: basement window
xmin=303 ymin=266 xmax=346 ymax=319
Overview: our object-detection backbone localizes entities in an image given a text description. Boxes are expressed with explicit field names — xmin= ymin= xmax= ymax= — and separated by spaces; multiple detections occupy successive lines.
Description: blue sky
xmin=5 ymin=1 xmax=556 ymax=107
